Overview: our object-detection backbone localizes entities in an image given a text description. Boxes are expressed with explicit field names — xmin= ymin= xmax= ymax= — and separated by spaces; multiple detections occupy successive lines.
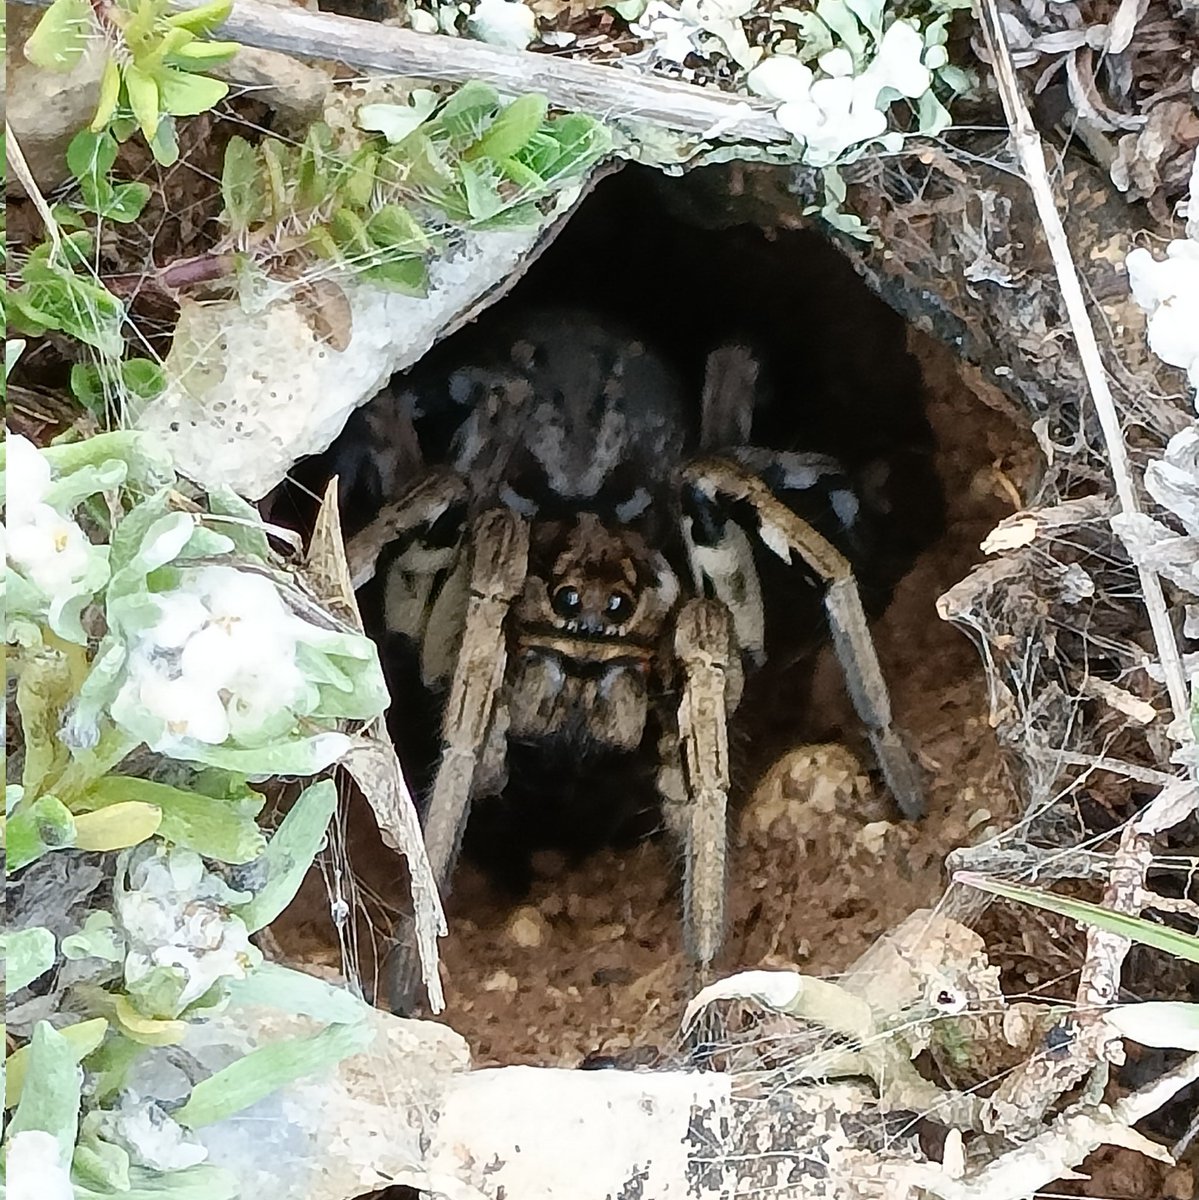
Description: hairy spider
xmin=332 ymin=306 xmax=929 ymax=1008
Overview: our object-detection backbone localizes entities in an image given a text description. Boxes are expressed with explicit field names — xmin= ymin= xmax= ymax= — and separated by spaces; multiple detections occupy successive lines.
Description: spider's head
xmin=525 ymin=512 xmax=673 ymax=640
xmin=506 ymin=513 xmax=680 ymax=751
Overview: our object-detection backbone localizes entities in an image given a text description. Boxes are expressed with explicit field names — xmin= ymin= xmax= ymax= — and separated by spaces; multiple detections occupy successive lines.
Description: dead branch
xmin=176 ymin=0 xmax=789 ymax=145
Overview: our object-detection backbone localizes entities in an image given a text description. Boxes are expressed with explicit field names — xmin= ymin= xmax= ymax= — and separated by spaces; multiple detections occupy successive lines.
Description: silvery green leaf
xmin=916 ymin=90 xmax=952 ymax=137
xmin=841 ymin=0 xmax=883 ymax=39
xmin=225 ymin=961 xmax=370 ymax=1024
xmin=358 ymin=92 xmax=439 ymax=144
xmin=234 ymin=780 xmax=338 ymax=932
xmin=6 ymin=339 xmax=26 ymax=375
xmin=174 ymin=1020 xmax=373 ymax=1128
xmin=73 ymin=1164 xmax=241 ymax=1200
xmin=62 ymin=911 xmax=126 ymax=963
xmin=80 ymin=776 xmax=266 ymax=864
xmin=1106 ymin=1002 xmax=1199 ymax=1051
xmin=937 ymin=64 xmax=975 ymax=96
xmin=3 ymin=927 xmax=57 ymax=993
xmin=7 ymin=794 xmax=77 ymax=872
xmin=7 ymin=1022 xmax=83 ymax=1166
xmin=814 ymin=0 xmax=866 ymax=60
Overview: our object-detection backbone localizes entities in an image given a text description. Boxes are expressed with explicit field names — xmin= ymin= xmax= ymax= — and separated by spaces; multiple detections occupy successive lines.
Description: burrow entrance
xmin=273 ymin=164 xmax=1041 ymax=1066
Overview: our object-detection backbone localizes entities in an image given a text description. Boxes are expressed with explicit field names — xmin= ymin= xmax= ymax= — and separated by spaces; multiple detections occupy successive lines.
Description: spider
xmin=330 ymin=305 xmax=928 ymax=1009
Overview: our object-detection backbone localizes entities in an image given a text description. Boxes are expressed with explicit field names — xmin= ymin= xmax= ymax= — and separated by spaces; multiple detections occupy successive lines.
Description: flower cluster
xmin=1127 ymin=234 xmax=1199 ymax=403
xmin=111 ymin=566 xmax=326 ymax=754
xmin=747 ymin=21 xmax=941 ymax=166
xmin=3 ymin=433 xmax=110 ymax=643
xmin=117 ymin=844 xmax=259 ymax=1016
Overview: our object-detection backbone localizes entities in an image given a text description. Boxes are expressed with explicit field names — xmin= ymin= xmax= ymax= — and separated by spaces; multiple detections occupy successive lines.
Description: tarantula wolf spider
xmin=334 ymin=306 xmax=926 ymax=1005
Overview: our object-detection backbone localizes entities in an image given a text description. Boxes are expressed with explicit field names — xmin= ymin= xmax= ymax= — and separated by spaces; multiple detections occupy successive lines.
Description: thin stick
xmin=977 ymin=0 xmax=1192 ymax=731
xmin=6 ymin=123 xmax=62 ymax=251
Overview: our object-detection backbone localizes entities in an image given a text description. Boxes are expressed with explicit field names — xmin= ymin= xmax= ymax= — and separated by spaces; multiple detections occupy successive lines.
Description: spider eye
xmin=552 ymin=586 xmax=582 ymax=617
xmin=605 ymin=591 xmax=634 ymax=623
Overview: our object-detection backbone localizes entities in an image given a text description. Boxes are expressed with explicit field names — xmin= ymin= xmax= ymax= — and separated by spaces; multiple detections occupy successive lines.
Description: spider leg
xmin=683 ymin=456 xmax=925 ymax=821
xmin=344 ymin=468 xmax=469 ymax=590
xmin=674 ymin=598 xmax=735 ymax=966
xmin=700 ymin=343 xmax=759 ymax=450
xmin=388 ymin=506 xmax=528 ymax=1011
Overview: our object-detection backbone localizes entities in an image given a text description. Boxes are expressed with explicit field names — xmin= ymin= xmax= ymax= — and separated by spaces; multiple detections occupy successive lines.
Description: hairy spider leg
xmin=674 ymin=599 xmax=735 ymax=966
xmin=682 ymin=457 xmax=926 ymax=822
xmin=388 ymin=506 xmax=529 ymax=1011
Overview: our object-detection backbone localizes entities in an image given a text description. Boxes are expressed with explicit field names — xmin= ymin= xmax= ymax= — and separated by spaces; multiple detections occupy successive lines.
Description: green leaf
xmin=466 ymin=94 xmax=548 ymax=162
xmin=149 ymin=115 xmax=181 ymax=166
xmin=436 ymin=81 xmax=502 ymax=148
xmin=156 ymin=66 xmax=229 ymax=117
xmin=472 ymin=201 xmax=543 ymax=230
xmin=67 ymin=128 xmax=119 ymax=184
xmin=73 ymin=1125 xmax=132 ymax=1193
xmin=167 ymin=38 xmax=241 ymax=66
xmin=124 ymin=62 xmax=161 ymax=142
xmin=357 ymin=92 xmax=439 ymax=144
xmin=235 ymin=780 xmax=337 ymax=932
xmin=1106 ymin=1002 xmax=1199 ymax=1051
xmin=366 ymin=204 xmax=429 ymax=253
xmin=102 ymin=181 xmax=153 ymax=223
xmin=73 ymin=1165 xmax=242 ymax=1200
xmin=225 ymin=961 xmax=370 ymax=1024
xmin=814 ymin=0 xmax=867 ymax=59
xmin=7 ymin=794 xmax=77 ymax=873
xmin=17 ymin=648 xmax=77 ymax=797
xmin=72 ymin=801 xmax=163 ymax=852
xmin=165 ymin=0 xmax=233 ymax=34
xmin=175 ymin=1020 xmax=372 ymax=1128
xmin=61 ymin=912 xmax=125 ymax=963
xmin=24 ymin=0 xmax=93 ymax=71
xmin=533 ymin=113 xmax=611 ymax=181
xmin=7 ymin=1023 xmax=83 ymax=1166
xmin=78 ymin=775 xmax=266 ymax=863
xmin=459 ymin=159 xmax=504 ymax=222
xmin=954 ymin=872 xmax=1199 ymax=964
xmin=15 ymin=257 xmax=125 ymax=356
xmin=5 ymin=1018 xmax=108 ymax=1109
xmin=3 ymin=927 xmax=57 ymax=993
xmin=221 ymin=135 xmax=266 ymax=232
xmin=359 ymin=256 xmax=428 ymax=294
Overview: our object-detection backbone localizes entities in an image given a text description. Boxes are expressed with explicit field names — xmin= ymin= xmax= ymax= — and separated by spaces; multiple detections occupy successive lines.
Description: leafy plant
xmin=2 ymin=430 xmax=391 ymax=1194
xmin=212 ymin=83 xmax=611 ymax=295
xmin=25 ymin=0 xmax=239 ymax=166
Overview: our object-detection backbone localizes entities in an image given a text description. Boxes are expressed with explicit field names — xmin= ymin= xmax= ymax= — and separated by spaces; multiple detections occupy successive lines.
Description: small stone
xmin=966 ymin=807 xmax=993 ymax=831
xmin=506 ymin=906 xmax=548 ymax=948
xmin=481 ymin=969 xmax=518 ymax=994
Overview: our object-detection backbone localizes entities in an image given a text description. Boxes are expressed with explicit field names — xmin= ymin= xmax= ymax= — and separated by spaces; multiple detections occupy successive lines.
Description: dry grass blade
xmin=340 ymin=733 xmax=448 ymax=1013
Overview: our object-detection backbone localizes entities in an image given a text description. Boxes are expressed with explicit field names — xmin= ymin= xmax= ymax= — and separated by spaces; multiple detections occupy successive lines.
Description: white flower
xmin=466 ymin=0 xmax=536 ymax=50
xmin=864 ymin=20 xmax=932 ymax=99
xmin=1127 ymin=238 xmax=1199 ymax=397
xmin=747 ymin=54 xmax=814 ymax=101
xmin=6 ymin=1130 xmax=73 ymax=1200
xmin=4 ymin=434 xmax=53 ymax=526
xmin=818 ymin=47 xmax=855 ymax=78
xmin=632 ymin=1 xmax=705 ymax=64
xmin=118 ymin=846 xmax=258 ymax=1013
xmin=112 ymin=565 xmax=317 ymax=751
xmin=6 ymin=502 xmax=95 ymax=596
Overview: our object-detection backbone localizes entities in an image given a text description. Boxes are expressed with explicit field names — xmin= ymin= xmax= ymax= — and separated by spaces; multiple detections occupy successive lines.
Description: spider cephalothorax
xmin=334 ymin=306 xmax=930 ymax=1009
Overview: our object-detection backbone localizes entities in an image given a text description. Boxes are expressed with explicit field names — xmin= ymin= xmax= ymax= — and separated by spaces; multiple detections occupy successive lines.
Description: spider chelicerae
xmin=324 ymin=295 xmax=937 ymax=1010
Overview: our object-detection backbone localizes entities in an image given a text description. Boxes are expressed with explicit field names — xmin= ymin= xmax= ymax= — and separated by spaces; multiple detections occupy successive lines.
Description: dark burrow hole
xmin=273 ymin=162 xmax=1017 ymax=1013
xmin=280 ymin=162 xmax=949 ymax=888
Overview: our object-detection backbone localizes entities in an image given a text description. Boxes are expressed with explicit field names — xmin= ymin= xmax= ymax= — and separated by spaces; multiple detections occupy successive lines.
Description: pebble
xmin=506 ymin=906 xmax=549 ymax=948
